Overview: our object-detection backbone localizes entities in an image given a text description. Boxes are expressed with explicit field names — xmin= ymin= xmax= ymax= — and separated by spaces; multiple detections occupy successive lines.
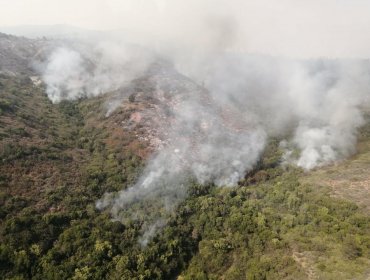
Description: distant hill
xmin=0 ymin=32 xmax=48 ymax=75
xmin=0 ymin=24 xmax=101 ymax=39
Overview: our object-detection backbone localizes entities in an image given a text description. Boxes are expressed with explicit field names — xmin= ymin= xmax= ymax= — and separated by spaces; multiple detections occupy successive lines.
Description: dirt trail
xmin=292 ymin=251 xmax=318 ymax=280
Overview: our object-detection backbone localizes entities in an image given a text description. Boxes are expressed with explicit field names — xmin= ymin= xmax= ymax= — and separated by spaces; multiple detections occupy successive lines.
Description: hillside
xmin=0 ymin=30 xmax=369 ymax=280
xmin=0 ymin=32 xmax=51 ymax=76
xmin=0 ymin=62 xmax=369 ymax=280
xmin=301 ymin=118 xmax=370 ymax=214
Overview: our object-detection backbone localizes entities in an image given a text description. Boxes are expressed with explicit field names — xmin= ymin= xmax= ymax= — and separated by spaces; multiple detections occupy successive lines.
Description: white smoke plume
xmin=35 ymin=1 xmax=370 ymax=244
xmin=95 ymin=63 xmax=267 ymax=238
xmin=196 ymin=55 xmax=370 ymax=170
xmin=42 ymin=40 xmax=154 ymax=103
xmin=43 ymin=48 xmax=88 ymax=103
xmin=93 ymin=54 xmax=369 ymax=244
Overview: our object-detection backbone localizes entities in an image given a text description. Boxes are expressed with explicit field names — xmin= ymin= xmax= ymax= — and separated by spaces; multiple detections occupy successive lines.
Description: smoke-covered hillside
xmin=0 ymin=32 xmax=370 ymax=279
xmin=0 ymin=32 xmax=49 ymax=75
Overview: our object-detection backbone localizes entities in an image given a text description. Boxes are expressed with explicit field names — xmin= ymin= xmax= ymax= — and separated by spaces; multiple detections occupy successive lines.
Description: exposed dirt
xmin=292 ymin=250 xmax=318 ymax=280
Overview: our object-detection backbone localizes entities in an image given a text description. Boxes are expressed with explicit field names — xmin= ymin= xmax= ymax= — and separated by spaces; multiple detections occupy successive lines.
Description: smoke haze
xmin=2 ymin=0 xmax=370 ymax=58
xmin=21 ymin=1 xmax=370 ymax=244
xmin=42 ymin=40 xmax=154 ymax=103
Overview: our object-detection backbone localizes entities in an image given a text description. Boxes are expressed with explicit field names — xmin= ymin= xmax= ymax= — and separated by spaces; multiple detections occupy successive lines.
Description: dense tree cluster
xmin=0 ymin=76 xmax=369 ymax=279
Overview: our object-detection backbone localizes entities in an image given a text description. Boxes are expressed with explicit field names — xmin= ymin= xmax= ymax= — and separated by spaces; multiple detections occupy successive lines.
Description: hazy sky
xmin=1 ymin=0 xmax=370 ymax=58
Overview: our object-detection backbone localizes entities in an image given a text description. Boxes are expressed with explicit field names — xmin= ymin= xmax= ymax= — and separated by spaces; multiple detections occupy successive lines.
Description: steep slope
xmin=0 ymin=62 xmax=207 ymax=279
xmin=0 ymin=74 xmax=85 ymax=209
xmin=0 ymin=41 xmax=369 ymax=279
xmin=0 ymin=32 xmax=50 ymax=75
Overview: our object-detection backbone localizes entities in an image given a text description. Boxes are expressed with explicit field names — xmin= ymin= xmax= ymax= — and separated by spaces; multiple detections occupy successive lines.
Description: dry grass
xmin=292 ymin=250 xmax=319 ymax=280
xmin=301 ymin=128 xmax=370 ymax=214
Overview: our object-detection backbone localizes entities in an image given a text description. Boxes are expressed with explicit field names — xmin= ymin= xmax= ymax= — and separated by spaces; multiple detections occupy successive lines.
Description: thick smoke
xmin=197 ymin=55 xmax=370 ymax=170
xmin=36 ymin=2 xmax=370 ymax=244
xmin=95 ymin=53 xmax=369 ymax=243
xmin=96 ymin=62 xmax=267 ymax=242
xmin=43 ymin=48 xmax=88 ymax=103
xmin=42 ymin=40 xmax=153 ymax=103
